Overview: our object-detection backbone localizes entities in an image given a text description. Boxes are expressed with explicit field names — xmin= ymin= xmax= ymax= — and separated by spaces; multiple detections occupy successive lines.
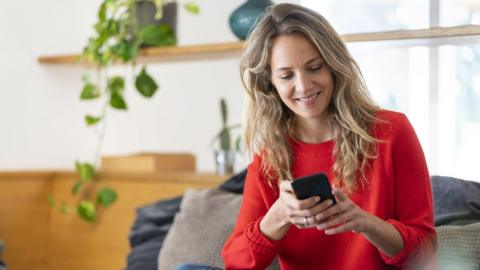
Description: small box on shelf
xmin=101 ymin=153 xmax=196 ymax=174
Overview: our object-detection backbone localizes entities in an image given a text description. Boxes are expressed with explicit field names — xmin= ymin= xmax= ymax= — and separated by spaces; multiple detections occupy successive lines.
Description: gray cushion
xmin=158 ymin=188 xmax=279 ymax=270
xmin=436 ymin=222 xmax=480 ymax=270
xmin=158 ymin=189 xmax=241 ymax=269
xmin=432 ymin=176 xmax=480 ymax=226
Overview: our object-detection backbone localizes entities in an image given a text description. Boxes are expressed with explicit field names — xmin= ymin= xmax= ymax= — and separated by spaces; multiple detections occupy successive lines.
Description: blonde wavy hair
xmin=242 ymin=3 xmax=380 ymax=191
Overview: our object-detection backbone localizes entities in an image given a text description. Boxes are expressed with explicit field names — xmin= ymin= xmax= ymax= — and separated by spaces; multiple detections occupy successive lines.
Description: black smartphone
xmin=291 ymin=172 xmax=336 ymax=204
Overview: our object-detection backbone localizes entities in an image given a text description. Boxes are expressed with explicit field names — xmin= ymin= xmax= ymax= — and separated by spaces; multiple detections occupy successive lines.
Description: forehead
xmin=270 ymin=34 xmax=322 ymax=69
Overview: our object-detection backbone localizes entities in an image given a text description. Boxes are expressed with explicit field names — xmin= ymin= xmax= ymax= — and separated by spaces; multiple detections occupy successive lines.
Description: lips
xmin=294 ymin=91 xmax=321 ymax=105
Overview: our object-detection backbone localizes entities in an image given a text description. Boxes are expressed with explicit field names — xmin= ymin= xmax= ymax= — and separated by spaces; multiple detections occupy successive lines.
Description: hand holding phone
xmin=291 ymin=172 xmax=337 ymax=204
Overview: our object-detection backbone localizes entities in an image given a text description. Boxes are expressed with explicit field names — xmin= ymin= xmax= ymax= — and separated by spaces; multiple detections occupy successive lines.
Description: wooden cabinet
xmin=0 ymin=171 xmax=227 ymax=270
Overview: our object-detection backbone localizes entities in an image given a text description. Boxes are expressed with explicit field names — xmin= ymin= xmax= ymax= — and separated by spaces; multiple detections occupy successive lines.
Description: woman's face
xmin=270 ymin=34 xmax=334 ymax=122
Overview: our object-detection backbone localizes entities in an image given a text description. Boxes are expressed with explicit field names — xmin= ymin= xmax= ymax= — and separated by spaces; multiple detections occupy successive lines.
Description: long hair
xmin=241 ymin=3 xmax=380 ymax=191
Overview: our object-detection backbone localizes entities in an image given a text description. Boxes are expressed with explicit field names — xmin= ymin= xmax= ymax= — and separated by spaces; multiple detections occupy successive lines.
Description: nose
xmin=294 ymin=73 xmax=313 ymax=93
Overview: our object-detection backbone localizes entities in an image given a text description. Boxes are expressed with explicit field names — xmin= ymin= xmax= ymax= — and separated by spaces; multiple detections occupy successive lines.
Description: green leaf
xmin=135 ymin=67 xmax=158 ymax=98
xmin=220 ymin=128 xmax=231 ymax=151
xmin=80 ymin=83 xmax=100 ymax=100
xmin=184 ymin=2 xmax=200 ymax=15
xmin=77 ymin=201 xmax=96 ymax=223
xmin=154 ymin=0 xmax=164 ymax=8
xmin=104 ymin=19 xmax=120 ymax=36
xmin=75 ymin=161 xmax=95 ymax=181
xmin=110 ymin=92 xmax=128 ymax=110
xmin=97 ymin=187 xmax=118 ymax=208
xmin=47 ymin=194 xmax=56 ymax=208
xmin=220 ymin=98 xmax=228 ymax=126
xmin=139 ymin=24 xmax=176 ymax=46
xmin=85 ymin=115 xmax=101 ymax=126
xmin=110 ymin=39 xmax=138 ymax=62
xmin=154 ymin=0 xmax=164 ymax=19
xmin=107 ymin=76 xmax=125 ymax=94
xmin=98 ymin=0 xmax=108 ymax=21
xmin=72 ymin=180 xmax=82 ymax=195
xmin=235 ymin=136 xmax=242 ymax=152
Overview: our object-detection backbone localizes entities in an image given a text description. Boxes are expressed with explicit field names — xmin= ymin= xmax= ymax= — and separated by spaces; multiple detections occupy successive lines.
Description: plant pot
xmin=228 ymin=0 xmax=273 ymax=40
xmin=136 ymin=1 xmax=177 ymax=46
xmin=214 ymin=150 xmax=236 ymax=175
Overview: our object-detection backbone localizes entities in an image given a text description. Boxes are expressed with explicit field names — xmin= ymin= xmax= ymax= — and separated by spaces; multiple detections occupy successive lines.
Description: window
xmin=302 ymin=0 xmax=480 ymax=181
xmin=302 ymin=0 xmax=429 ymax=33
xmin=440 ymin=0 xmax=480 ymax=27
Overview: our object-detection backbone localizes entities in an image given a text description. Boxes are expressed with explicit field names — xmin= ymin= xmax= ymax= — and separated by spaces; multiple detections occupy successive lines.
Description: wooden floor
xmin=0 ymin=171 xmax=227 ymax=270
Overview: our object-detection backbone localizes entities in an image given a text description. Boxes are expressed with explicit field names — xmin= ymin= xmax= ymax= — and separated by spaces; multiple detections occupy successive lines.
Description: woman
xmin=220 ymin=3 xmax=436 ymax=270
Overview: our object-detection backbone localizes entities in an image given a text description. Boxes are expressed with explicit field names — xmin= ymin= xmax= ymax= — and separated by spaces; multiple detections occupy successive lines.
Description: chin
xmin=295 ymin=110 xmax=325 ymax=119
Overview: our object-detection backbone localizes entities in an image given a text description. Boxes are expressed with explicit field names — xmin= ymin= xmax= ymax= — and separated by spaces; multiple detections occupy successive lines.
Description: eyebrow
xmin=275 ymin=56 xmax=324 ymax=71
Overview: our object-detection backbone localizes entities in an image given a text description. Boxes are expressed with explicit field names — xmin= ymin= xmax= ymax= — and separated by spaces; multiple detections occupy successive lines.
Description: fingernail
xmin=315 ymin=196 xmax=321 ymax=202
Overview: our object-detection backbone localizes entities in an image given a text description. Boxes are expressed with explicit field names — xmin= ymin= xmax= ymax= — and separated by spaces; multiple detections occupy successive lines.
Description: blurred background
xmin=0 ymin=0 xmax=479 ymax=269
xmin=1 ymin=0 xmax=479 ymax=179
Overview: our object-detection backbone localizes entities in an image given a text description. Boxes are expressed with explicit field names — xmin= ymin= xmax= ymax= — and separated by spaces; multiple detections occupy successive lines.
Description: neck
xmin=294 ymin=115 xmax=334 ymax=144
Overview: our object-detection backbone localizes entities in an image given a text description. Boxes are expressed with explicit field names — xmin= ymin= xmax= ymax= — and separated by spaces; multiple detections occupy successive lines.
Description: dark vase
xmin=229 ymin=0 xmax=273 ymax=40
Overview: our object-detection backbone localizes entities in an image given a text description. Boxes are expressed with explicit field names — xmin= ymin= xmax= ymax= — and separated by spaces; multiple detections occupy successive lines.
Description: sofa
xmin=126 ymin=173 xmax=480 ymax=270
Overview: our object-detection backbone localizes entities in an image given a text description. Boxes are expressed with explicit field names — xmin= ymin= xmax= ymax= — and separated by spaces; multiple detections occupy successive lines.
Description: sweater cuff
xmin=379 ymin=220 xmax=412 ymax=266
xmin=245 ymin=218 xmax=282 ymax=254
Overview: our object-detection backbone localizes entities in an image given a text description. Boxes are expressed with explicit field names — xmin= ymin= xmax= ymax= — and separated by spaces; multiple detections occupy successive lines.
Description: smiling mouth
xmin=294 ymin=91 xmax=321 ymax=102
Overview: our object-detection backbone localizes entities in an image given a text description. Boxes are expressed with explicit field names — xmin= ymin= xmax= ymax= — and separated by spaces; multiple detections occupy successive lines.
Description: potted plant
xmin=48 ymin=0 xmax=199 ymax=223
xmin=212 ymin=97 xmax=241 ymax=175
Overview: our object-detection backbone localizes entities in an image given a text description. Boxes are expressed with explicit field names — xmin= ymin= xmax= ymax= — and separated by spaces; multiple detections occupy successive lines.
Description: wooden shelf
xmin=342 ymin=25 xmax=480 ymax=42
xmin=38 ymin=25 xmax=480 ymax=65
xmin=38 ymin=42 xmax=244 ymax=65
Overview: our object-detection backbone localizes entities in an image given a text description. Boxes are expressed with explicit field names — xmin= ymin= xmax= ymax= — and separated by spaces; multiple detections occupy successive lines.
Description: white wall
xmin=0 ymin=0 xmax=255 ymax=172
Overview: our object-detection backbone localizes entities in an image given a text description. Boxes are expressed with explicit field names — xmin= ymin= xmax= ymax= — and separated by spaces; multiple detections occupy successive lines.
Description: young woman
xmin=220 ymin=3 xmax=437 ymax=270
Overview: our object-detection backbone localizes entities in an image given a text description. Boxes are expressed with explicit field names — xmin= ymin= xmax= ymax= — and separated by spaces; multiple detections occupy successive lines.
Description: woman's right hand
xmin=260 ymin=180 xmax=334 ymax=240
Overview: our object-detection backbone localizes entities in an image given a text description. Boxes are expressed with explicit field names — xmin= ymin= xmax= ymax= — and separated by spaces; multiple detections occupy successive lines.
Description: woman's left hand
xmin=315 ymin=188 xmax=373 ymax=235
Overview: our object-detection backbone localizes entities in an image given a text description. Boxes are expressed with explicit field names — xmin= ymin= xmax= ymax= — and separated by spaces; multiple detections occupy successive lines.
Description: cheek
xmin=319 ymin=70 xmax=335 ymax=87
xmin=273 ymin=83 xmax=291 ymax=101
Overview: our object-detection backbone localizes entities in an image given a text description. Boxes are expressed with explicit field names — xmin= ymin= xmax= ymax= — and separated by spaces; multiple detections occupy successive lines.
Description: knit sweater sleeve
xmin=222 ymin=155 xmax=282 ymax=270
xmin=379 ymin=113 xmax=437 ymax=268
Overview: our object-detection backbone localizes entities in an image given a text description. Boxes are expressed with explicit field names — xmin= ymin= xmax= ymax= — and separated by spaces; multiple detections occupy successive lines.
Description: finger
xmin=324 ymin=221 xmax=356 ymax=235
xmin=286 ymin=196 xmax=320 ymax=212
xmin=300 ymin=199 xmax=334 ymax=218
xmin=332 ymin=188 xmax=348 ymax=202
xmin=279 ymin=182 xmax=301 ymax=207
xmin=290 ymin=216 xmax=306 ymax=228
xmin=316 ymin=210 xmax=353 ymax=230
xmin=315 ymin=203 xmax=345 ymax=223
xmin=290 ymin=215 xmax=315 ymax=228
xmin=279 ymin=180 xmax=294 ymax=192
xmin=283 ymin=195 xmax=300 ymax=211
xmin=296 ymin=196 xmax=321 ymax=210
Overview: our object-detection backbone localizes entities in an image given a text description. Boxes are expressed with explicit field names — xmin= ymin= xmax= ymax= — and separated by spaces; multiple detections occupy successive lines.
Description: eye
xmin=279 ymin=73 xmax=293 ymax=80
xmin=309 ymin=63 xmax=324 ymax=71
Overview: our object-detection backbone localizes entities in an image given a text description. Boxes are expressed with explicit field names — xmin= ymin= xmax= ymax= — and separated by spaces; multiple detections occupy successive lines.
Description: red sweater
xmin=222 ymin=110 xmax=437 ymax=270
